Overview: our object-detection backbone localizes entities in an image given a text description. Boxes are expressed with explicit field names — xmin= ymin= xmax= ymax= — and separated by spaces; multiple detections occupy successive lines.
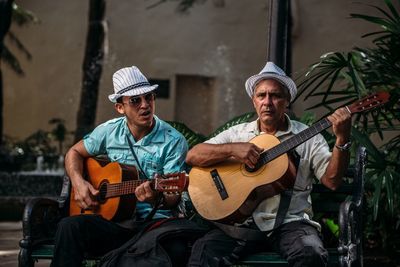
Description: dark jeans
xmin=51 ymin=215 xmax=135 ymax=267
xmin=188 ymin=220 xmax=328 ymax=267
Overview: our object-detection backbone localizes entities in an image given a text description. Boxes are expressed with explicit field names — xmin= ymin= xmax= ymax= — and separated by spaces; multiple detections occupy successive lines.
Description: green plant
xmin=0 ymin=118 xmax=71 ymax=172
xmin=295 ymin=0 xmax=400 ymax=252
xmin=168 ymin=112 xmax=256 ymax=148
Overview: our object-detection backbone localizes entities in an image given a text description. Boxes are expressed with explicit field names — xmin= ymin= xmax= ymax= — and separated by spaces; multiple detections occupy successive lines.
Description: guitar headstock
xmin=154 ymin=172 xmax=188 ymax=193
xmin=347 ymin=91 xmax=390 ymax=114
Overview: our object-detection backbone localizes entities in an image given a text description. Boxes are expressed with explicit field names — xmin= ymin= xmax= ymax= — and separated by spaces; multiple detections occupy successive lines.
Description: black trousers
xmin=51 ymin=215 xmax=199 ymax=267
xmin=51 ymin=215 xmax=135 ymax=267
xmin=188 ymin=220 xmax=328 ymax=267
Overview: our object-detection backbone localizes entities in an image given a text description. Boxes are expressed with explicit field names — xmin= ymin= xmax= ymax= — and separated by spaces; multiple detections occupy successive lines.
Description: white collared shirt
xmin=205 ymin=114 xmax=331 ymax=231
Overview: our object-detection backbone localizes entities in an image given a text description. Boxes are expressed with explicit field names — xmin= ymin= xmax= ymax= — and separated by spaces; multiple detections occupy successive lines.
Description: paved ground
xmin=0 ymin=221 xmax=50 ymax=267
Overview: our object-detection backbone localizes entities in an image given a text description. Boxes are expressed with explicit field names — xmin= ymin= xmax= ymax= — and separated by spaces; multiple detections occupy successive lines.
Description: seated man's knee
xmin=288 ymin=239 xmax=328 ymax=267
xmin=56 ymin=215 xmax=90 ymax=236
xmin=302 ymin=243 xmax=327 ymax=266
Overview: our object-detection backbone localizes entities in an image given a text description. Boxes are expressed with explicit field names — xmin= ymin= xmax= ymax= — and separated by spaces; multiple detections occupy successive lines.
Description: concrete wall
xmin=3 ymin=0 xmax=387 ymax=145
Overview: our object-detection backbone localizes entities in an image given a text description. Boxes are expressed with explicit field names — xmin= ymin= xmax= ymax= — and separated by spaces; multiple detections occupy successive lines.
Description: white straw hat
xmin=245 ymin=62 xmax=297 ymax=102
xmin=108 ymin=66 xmax=158 ymax=103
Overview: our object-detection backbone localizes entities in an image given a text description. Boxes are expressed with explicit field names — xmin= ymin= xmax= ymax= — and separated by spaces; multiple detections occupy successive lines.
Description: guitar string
xmin=258 ymin=118 xmax=332 ymax=166
xmin=99 ymin=178 xmax=181 ymax=198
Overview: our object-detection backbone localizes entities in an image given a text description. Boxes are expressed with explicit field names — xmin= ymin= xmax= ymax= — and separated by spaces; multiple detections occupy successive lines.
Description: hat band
xmin=116 ymin=81 xmax=151 ymax=95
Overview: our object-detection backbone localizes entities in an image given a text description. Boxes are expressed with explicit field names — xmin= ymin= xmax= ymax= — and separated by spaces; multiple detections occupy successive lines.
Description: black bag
xmin=99 ymin=218 xmax=208 ymax=267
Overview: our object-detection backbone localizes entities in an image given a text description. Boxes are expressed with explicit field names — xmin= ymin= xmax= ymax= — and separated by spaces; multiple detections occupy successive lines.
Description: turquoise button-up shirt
xmin=83 ymin=115 xmax=188 ymax=220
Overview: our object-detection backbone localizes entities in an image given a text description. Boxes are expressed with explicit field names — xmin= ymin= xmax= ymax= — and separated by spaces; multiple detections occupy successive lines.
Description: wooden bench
xmin=18 ymin=146 xmax=366 ymax=267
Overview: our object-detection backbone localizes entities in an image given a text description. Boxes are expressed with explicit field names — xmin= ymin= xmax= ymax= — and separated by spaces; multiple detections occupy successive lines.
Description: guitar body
xmin=188 ymin=134 xmax=297 ymax=224
xmin=69 ymin=158 xmax=138 ymax=221
xmin=188 ymin=92 xmax=390 ymax=224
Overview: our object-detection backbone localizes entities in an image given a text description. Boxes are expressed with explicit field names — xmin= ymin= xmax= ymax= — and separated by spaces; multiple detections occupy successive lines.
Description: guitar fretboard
xmin=101 ymin=180 xmax=150 ymax=199
xmin=258 ymin=118 xmax=332 ymax=166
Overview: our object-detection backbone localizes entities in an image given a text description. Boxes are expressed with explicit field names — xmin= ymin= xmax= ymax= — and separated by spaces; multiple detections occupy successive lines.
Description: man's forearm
xmin=321 ymin=147 xmax=350 ymax=190
xmin=186 ymin=143 xmax=233 ymax=167
xmin=65 ymin=142 xmax=88 ymax=187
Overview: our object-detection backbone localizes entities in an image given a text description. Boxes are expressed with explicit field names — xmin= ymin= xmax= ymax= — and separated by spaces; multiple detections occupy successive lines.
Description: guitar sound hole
xmin=245 ymin=152 xmax=267 ymax=173
xmin=245 ymin=164 xmax=260 ymax=173
xmin=98 ymin=182 xmax=108 ymax=203
xmin=245 ymin=165 xmax=254 ymax=172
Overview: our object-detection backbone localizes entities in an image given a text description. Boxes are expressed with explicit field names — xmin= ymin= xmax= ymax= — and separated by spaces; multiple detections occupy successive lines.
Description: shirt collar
xmin=275 ymin=114 xmax=294 ymax=137
xmin=242 ymin=120 xmax=260 ymax=135
xmin=249 ymin=114 xmax=294 ymax=137
xmin=124 ymin=115 xmax=164 ymax=145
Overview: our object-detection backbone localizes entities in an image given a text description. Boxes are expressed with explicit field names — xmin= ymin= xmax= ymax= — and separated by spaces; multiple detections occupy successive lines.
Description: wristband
xmin=335 ymin=141 xmax=352 ymax=152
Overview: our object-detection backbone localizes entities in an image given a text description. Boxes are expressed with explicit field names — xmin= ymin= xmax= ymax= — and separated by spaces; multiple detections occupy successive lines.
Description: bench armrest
xmin=337 ymin=146 xmax=366 ymax=267
xmin=20 ymin=176 xmax=71 ymax=248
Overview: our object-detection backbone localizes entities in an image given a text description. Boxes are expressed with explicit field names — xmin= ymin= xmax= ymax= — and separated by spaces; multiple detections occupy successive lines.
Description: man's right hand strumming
xmin=72 ymin=178 xmax=99 ymax=210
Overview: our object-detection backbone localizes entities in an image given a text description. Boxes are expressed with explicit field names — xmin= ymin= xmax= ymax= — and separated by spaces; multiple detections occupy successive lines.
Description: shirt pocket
xmin=293 ymin=158 xmax=312 ymax=191
xmin=143 ymin=156 xmax=163 ymax=179
xmin=107 ymin=148 xmax=129 ymax=163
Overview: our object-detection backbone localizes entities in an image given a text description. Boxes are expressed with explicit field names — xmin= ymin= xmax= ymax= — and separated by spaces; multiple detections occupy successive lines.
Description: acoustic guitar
xmin=69 ymin=157 xmax=188 ymax=221
xmin=188 ymin=92 xmax=390 ymax=224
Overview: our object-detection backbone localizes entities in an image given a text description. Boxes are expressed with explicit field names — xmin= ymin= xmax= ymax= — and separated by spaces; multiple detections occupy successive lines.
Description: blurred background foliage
xmin=0 ymin=118 xmax=71 ymax=172
xmin=295 ymin=0 xmax=400 ymax=255
xmin=1 ymin=2 xmax=39 ymax=76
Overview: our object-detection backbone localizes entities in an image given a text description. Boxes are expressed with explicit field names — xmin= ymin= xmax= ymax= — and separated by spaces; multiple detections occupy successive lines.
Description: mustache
xmin=139 ymin=109 xmax=152 ymax=116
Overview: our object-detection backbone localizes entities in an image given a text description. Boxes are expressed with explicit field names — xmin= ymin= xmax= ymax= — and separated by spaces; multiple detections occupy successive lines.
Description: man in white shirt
xmin=186 ymin=62 xmax=352 ymax=267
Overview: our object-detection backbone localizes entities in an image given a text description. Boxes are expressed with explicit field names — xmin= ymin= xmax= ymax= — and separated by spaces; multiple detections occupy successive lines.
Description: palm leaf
xmin=305 ymin=95 xmax=355 ymax=111
xmin=352 ymin=127 xmax=385 ymax=166
xmin=358 ymin=3 xmax=395 ymax=21
xmin=11 ymin=3 xmax=40 ymax=26
xmin=1 ymin=46 xmax=24 ymax=75
xmin=371 ymin=170 xmax=384 ymax=220
xmin=350 ymin=14 xmax=395 ymax=31
xmin=297 ymin=52 xmax=349 ymax=101
xmin=166 ymin=121 xmax=206 ymax=148
xmin=7 ymin=31 xmax=31 ymax=60
xmin=384 ymin=170 xmax=395 ymax=215
xmin=371 ymin=111 xmax=384 ymax=139
xmin=384 ymin=0 xmax=400 ymax=19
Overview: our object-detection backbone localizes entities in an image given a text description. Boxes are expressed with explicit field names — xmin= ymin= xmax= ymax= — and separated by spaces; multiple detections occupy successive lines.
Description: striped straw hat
xmin=108 ymin=66 xmax=158 ymax=103
xmin=245 ymin=62 xmax=297 ymax=102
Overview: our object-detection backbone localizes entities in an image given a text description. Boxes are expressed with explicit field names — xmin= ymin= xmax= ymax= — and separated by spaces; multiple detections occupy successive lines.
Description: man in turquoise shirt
xmin=51 ymin=66 xmax=188 ymax=267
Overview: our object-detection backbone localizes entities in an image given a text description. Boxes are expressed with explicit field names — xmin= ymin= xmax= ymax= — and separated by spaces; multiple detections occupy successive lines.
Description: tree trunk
xmin=74 ymin=0 xmax=106 ymax=142
xmin=0 ymin=0 xmax=13 ymax=146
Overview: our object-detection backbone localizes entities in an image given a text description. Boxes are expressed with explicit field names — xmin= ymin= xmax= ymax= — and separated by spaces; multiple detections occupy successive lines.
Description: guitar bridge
xmin=210 ymin=169 xmax=228 ymax=200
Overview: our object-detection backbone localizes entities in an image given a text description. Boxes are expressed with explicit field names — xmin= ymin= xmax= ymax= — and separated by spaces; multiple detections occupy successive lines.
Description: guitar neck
xmin=103 ymin=179 xmax=151 ymax=199
xmin=259 ymin=118 xmax=332 ymax=165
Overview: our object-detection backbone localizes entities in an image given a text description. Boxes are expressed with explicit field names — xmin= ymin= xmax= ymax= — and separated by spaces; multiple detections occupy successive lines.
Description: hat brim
xmin=108 ymin=85 xmax=158 ymax=103
xmin=245 ymin=73 xmax=297 ymax=102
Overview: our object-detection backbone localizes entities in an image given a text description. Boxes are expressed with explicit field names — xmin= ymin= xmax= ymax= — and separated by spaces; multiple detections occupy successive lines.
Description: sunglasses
xmin=123 ymin=93 xmax=156 ymax=107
